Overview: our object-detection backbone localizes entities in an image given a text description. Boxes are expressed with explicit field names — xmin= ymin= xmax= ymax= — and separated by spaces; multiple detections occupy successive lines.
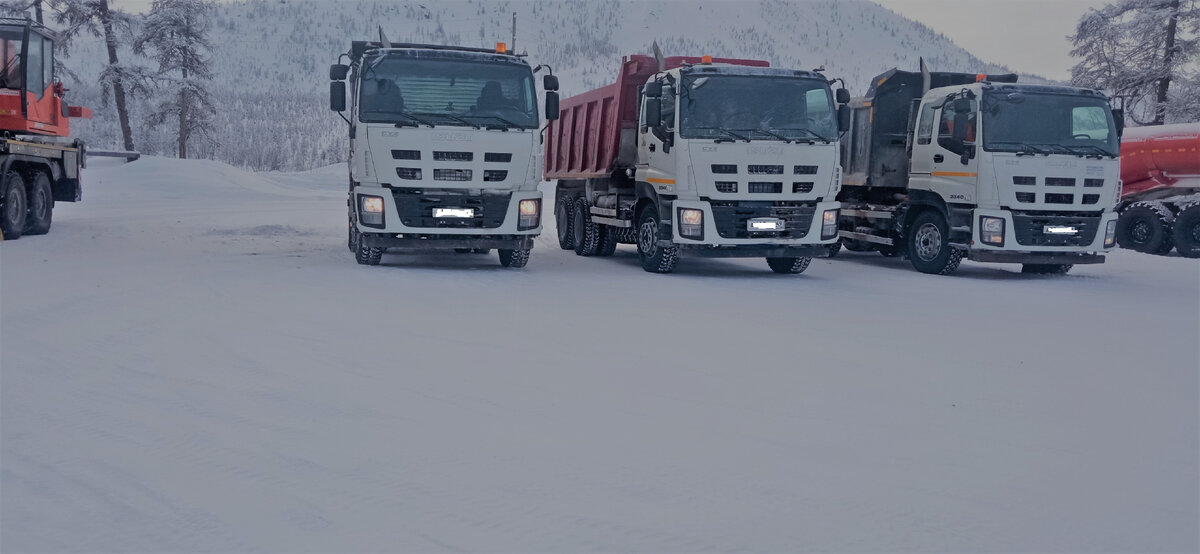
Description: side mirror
xmin=953 ymin=97 xmax=971 ymax=113
xmin=543 ymin=75 xmax=559 ymax=91
xmin=836 ymin=88 xmax=850 ymax=104
xmin=645 ymin=98 xmax=661 ymax=128
xmin=62 ymin=101 xmax=70 ymax=118
xmin=838 ymin=104 xmax=850 ymax=133
xmin=1112 ymin=108 xmax=1124 ymax=138
xmin=330 ymin=81 xmax=346 ymax=112
xmin=544 ymin=91 xmax=559 ymax=121
xmin=329 ymin=64 xmax=349 ymax=81
xmin=644 ymin=82 xmax=662 ymax=98
xmin=952 ymin=111 xmax=968 ymax=144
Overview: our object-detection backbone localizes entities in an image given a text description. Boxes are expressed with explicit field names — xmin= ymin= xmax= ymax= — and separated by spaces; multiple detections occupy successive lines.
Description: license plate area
xmin=434 ymin=208 xmax=475 ymax=218
xmin=1043 ymin=225 xmax=1079 ymax=235
xmin=747 ymin=217 xmax=784 ymax=231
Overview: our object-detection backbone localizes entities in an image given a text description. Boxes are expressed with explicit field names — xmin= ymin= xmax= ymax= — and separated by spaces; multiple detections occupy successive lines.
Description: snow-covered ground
xmin=2 ymin=157 xmax=1197 ymax=552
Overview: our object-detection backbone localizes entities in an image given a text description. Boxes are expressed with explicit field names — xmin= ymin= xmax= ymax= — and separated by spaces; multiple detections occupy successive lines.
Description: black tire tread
xmin=1171 ymin=201 xmax=1200 ymax=258
xmin=766 ymin=256 xmax=812 ymax=274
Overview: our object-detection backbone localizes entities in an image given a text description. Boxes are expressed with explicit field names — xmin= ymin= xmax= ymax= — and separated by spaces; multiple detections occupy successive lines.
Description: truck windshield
xmin=358 ymin=55 xmax=537 ymax=129
xmin=982 ymin=91 xmax=1118 ymax=157
xmin=679 ymin=75 xmax=836 ymax=142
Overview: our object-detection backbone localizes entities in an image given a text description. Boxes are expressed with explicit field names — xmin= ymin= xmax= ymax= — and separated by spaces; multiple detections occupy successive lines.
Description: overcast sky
xmin=110 ymin=0 xmax=1108 ymax=81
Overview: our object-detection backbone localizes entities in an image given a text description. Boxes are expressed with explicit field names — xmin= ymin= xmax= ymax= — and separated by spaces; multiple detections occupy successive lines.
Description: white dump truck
xmin=835 ymin=66 xmax=1123 ymax=275
xmin=329 ymin=36 xmax=558 ymax=267
xmin=545 ymin=54 xmax=847 ymax=274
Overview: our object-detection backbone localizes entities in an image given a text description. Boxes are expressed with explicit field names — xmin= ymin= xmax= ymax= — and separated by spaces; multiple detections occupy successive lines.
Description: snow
xmin=2 ymin=157 xmax=1198 ymax=552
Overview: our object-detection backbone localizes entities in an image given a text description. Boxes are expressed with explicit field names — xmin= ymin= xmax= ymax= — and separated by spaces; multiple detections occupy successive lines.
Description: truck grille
xmin=792 ymin=182 xmax=814 ymax=193
xmin=748 ymin=182 xmax=782 ymax=193
xmin=483 ymin=170 xmax=508 ymax=182
xmin=433 ymin=151 xmax=473 ymax=161
xmin=391 ymin=150 xmax=421 ymax=160
xmin=711 ymin=164 xmax=737 ymax=174
xmin=392 ymin=188 xmax=510 ymax=229
xmin=396 ymin=167 xmax=422 ymax=180
xmin=484 ymin=153 xmax=512 ymax=162
xmin=1084 ymin=178 xmax=1104 ymax=187
xmin=1046 ymin=177 xmax=1075 ymax=187
xmin=747 ymin=165 xmax=783 ymax=175
xmin=715 ymin=181 xmax=737 ymax=193
xmin=1011 ymin=211 xmax=1101 ymax=247
xmin=709 ymin=200 xmax=815 ymax=239
xmin=793 ymin=165 xmax=818 ymax=175
xmin=433 ymin=169 xmax=472 ymax=182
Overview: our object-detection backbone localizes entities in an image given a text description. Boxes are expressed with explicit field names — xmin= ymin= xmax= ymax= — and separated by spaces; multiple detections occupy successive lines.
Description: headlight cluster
xmin=1104 ymin=219 xmax=1117 ymax=247
xmin=980 ymin=216 xmax=1004 ymax=246
xmin=518 ymin=199 xmax=541 ymax=230
xmin=360 ymin=195 xmax=385 ymax=227
xmin=678 ymin=208 xmax=704 ymax=240
xmin=821 ymin=209 xmax=838 ymax=240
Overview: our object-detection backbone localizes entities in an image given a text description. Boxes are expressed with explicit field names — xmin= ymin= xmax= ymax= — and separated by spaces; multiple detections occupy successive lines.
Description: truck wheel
xmin=498 ymin=247 xmax=530 ymax=268
xmin=1021 ymin=264 xmax=1073 ymax=275
xmin=23 ymin=171 xmax=52 ymax=235
xmin=1172 ymin=201 xmax=1200 ymax=258
xmin=354 ymin=237 xmax=384 ymax=265
xmin=1 ymin=171 xmax=27 ymax=240
xmin=907 ymin=210 xmax=962 ymax=275
xmin=1116 ymin=201 xmax=1175 ymax=254
xmin=636 ymin=204 xmax=679 ymax=273
xmin=348 ymin=222 xmax=359 ymax=252
xmin=572 ymin=197 xmax=600 ymax=256
xmin=596 ymin=226 xmax=617 ymax=256
xmin=825 ymin=239 xmax=842 ymax=258
xmin=555 ymin=194 xmax=575 ymax=250
xmin=766 ymin=256 xmax=812 ymax=274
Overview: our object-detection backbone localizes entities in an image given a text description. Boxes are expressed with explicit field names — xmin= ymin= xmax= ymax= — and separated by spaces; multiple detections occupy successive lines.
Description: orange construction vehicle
xmin=0 ymin=17 xmax=91 ymax=239
xmin=1116 ymin=123 xmax=1200 ymax=257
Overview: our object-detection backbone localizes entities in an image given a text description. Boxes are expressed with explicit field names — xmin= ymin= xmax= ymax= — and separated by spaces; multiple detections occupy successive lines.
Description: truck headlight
xmin=678 ymin=208 xmax=704 ymax=240
xmin=518 ymin=199 xmax=540 ymax=230
xmin=360 ymin=195 xmax=385 ymax=227
xmin=980 ymin=216 xmax=1004 ymax=246
xmin=821 ymin=209 xmax=838 ymax=240
xmin=1104 ymin=219 xmax=1117 ymax=247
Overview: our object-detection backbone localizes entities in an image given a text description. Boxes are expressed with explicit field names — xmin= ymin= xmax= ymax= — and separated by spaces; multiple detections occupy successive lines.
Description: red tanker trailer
xmin=1116 ymin=123 xmax=1200 ymax=257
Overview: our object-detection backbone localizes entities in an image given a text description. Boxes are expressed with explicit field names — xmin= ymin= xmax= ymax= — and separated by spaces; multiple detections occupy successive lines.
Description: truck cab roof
xmin=677 ymin=64 xmax=824 ymax=80
xmin=351 ymin=41 xmax=528 ymax=66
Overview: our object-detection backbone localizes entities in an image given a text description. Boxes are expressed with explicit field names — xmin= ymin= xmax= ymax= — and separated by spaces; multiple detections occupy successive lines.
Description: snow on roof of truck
xmin=350 ymin=41 xmax=527 ymax=65
xmin=681 ymin=64 xmax=824 ymax=80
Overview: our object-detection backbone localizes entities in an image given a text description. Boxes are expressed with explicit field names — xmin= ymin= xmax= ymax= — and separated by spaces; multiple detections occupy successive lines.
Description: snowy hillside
xmin=64 ymin=0 xmax=1030 ymax=170
xmin=2 ymin=157 xmax=1198 ymax=551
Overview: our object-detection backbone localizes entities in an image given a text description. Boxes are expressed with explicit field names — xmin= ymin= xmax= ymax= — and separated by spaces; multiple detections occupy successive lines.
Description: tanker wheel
xmin=23 ymin=171 xmax=52 ymax=235
xmin=1172 ymin=201 xmax=1200 ymax=258
xmin=0 ymin=171 xmax=27 ymax=240
xmin=555 ymin=194 xmax=575 ymax=250
xmin=1116 ymin=201 xmax=1174 ymax=255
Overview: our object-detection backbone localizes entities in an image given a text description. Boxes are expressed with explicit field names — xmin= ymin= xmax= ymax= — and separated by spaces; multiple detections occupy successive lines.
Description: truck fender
xmin=634 ymin=181 xmax=673 ymax=240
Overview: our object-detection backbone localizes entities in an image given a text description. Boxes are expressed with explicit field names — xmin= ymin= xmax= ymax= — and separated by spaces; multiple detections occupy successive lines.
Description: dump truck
xmin=834 ymin=66 xmax=1123 ymax=275
xmin=0 ymin=17 xmax=91 ymax=240
xmin=545 ymin=54 xmax=847 ymax=274
xmin=1114 ymin=123 xmax=1200 ymax=258
xmin=329 ymin=35 xmax=558 ymax=267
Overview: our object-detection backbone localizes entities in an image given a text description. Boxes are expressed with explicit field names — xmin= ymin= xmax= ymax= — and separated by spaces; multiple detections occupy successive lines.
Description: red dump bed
xmin=544 ymin=55 xmax=770 ymax=179
xmin=1120 ymin=123 xmax=1200 ymax=196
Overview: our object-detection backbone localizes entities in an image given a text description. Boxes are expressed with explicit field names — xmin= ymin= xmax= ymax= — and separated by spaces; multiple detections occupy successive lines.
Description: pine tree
xmin=54 ymin=0 xmax=145 ymax=151
xmin=1070 ymin=0 xmax=1200 ymax=125
xmin=134 ymin=0 xmax=214 ymax=159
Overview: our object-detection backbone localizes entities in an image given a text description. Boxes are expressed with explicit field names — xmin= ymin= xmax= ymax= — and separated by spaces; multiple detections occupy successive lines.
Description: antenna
xmin=378 ymin=25 xmax=392 ymax=48
xmin=511 ymin=13 xmax=517 ymax=53
xmin=652 ymin=41 xmax=665 ymax=72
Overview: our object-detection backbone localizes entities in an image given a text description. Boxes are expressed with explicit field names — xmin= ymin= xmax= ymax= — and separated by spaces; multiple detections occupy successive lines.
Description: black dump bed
xmin=840 ymin=68 xmax=1017 ymax=191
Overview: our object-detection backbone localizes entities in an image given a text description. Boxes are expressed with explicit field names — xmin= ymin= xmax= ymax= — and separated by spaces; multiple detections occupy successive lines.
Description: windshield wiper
xmin=733 ymin=128 xmax=792 ymax=143
xmin=462 ymin=114 xmax=522 ymax=130
xmin=410 ymin=111 xmax=481 ymax=129
xmin=775 ymin=128 xmax=831 ymax=143
xmin=692 ymin=127 xmax=750 ymax=143
xmin=1064 ymin=144 xmax=1115 ymax=159
xmin=993 ymin=142 xmax=1050 ymax=156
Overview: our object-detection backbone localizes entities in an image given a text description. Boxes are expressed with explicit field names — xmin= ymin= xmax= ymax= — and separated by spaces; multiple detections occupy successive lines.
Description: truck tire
xmin=1021 ymin=264 xmax=1073 ymax=275
xmin=766 ymin=256 xmax=812 ymax=274
xmin=572 ymin=197 xmax=600 ymax=256
xmin=498 ymin=247 xmax=530 ymax=268
xmin=0 ymin=171 xmax=27 ymax=240
xmin=825 ymin=239 xmax=842 ymax=258
xmin=23 ymin=171 xmax=52 ymax=235
xmin=1172 ymin=201 xmax=1200 ymax=258
xmin=616 ymin=227 xmax=638 ymax=244
xmin=355 ymin=237 xmax=384 ymax=265
xmin=636 ymin=204 xmax=679 ymax=273
xmin=555 ymin=194 xmax=575 ymax=250
xmin=348 ymin=221 xmax=359 ymax=252
xmin=596 ymin=225 xmax=617 ymax=256
xmin=907 ymin=210 xmax=962 ymax=275
xmin=1116 ymin=201 xmax=1175 ymax=255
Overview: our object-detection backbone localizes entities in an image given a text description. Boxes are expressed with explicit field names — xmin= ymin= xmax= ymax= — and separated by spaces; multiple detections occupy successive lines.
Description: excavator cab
xmin=0 ymin=17 xmax=89 ymax=137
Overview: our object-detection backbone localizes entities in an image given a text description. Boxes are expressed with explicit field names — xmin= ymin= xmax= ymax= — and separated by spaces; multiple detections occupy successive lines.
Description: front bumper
xmin=671 ymin=243 xmax=832 ymax=259
xmin=970 ymin=208 xmax=1117 ymax=254
xmin=671 ymin=199 xmax=840 ymax=246
xmin=360 ymin=233 xmax=534 ymax=251
xmin=353 ymin=185 xmax=542 ymax=236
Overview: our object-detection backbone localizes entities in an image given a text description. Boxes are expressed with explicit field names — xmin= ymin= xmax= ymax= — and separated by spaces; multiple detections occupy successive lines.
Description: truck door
xmin=638 ymin=82 xmax=677 ymax=188
xmin=925 ymin=97 xmax=979 ymax=204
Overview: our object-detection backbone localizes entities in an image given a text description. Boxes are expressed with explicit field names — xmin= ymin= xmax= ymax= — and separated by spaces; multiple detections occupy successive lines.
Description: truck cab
xmin=330 ymin=40 xmax=556 ymax=268
xmin=839 ymin=70 xmax=1122 ymax=275
xmin=548 ymin=55 xmax=845 ymax=274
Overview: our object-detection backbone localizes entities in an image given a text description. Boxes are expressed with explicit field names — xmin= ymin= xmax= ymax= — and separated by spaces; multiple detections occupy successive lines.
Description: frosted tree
xmin=55 ymin=0 xmax=145 ymax=151
xmin=134 ymin=0 xmax=214 ymax=159
xmin=1070 ymin=0 xmax=1200 ymax=125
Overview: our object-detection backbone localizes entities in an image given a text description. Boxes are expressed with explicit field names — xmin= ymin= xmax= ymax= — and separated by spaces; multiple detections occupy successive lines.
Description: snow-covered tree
xmin=54 ymin=0 xmax=145 ymax=151
xmin=134 ymin=0 xmax=214 ymax=159
xmin=1070 ymin=0 xmax=1200 ymax=125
